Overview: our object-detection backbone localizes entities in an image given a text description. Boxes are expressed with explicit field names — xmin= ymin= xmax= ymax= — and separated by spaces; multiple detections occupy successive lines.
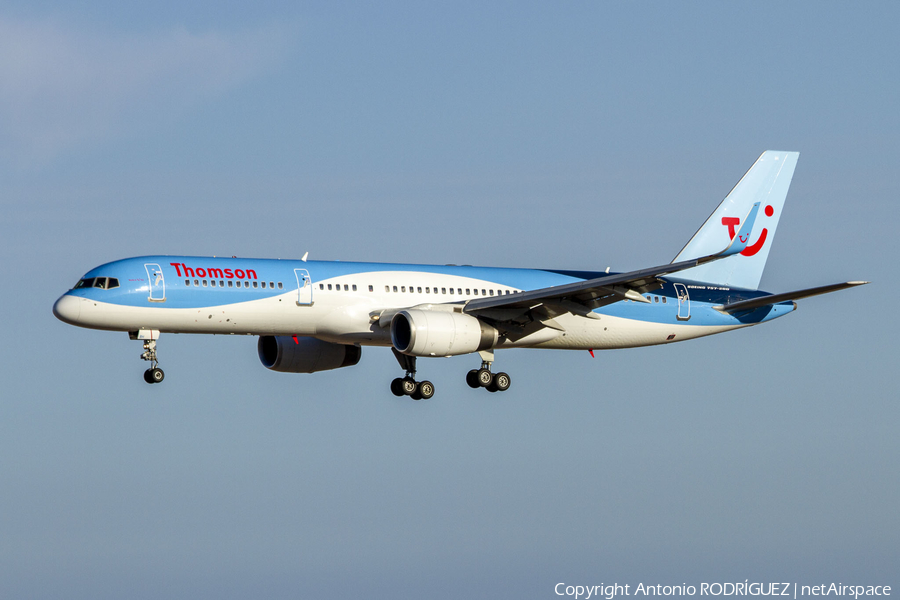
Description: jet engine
xmin=390 ymin=309 xmax=497 ymax=357
xmin=258 ymin=336 xmax=361 ymax=373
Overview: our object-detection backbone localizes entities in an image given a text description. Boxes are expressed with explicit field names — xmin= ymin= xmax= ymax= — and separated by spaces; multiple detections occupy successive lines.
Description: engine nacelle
xmin=390 ymin=309 xmax=497 ymax=357
xmin=258 ymin=336 xmax=361 ymax=373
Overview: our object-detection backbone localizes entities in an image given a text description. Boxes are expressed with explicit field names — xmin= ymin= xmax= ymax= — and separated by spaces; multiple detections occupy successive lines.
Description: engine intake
xmin=258 ymin=336 xmax=361 ymax=373
xmin=391 ymin=309 xmax=497 ymax=357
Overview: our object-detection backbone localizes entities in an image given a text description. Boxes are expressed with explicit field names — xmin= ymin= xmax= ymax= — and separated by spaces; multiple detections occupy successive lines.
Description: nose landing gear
xmin=130 ymin=330 xmax=164 ymax=384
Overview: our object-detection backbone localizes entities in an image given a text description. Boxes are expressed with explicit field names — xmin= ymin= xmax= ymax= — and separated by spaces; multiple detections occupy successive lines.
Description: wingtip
xmin=848 ymin=281 xmax=870 ymax=285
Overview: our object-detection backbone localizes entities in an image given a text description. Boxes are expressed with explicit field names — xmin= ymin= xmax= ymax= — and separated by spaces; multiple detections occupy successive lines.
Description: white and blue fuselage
xmin=52 ymin=152 xmax=865 ymax=396
xmin=53 ymin=256 xmax=790 ymax=348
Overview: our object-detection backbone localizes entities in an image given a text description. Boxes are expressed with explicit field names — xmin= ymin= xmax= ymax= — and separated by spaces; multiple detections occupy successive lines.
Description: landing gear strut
xmin=131 ymin=330 xmax=164 ymax=384
xmin=466 ymin=350 xmax=511 ymax=393
xmin=390 ymin=348 xmax=434 ymax=400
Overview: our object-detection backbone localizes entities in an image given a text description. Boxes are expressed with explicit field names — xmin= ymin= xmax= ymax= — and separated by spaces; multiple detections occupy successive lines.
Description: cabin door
xmin=294 ymin=269 xmax=313 ymax=306
xmin=144 ymin=263 xmax=166 ymax=302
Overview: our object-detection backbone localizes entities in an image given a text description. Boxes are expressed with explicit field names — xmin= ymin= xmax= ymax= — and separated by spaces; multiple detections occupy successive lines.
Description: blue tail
xmin=672 ymin=150 xmax=799 ymax=290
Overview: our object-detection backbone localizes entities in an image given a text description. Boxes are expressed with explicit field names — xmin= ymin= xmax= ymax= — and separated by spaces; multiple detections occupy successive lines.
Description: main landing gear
xmin=390 ymin=348 xmax=435 ymax=400
xmin=465 ymin=350 xmax=511 ymax=393
xmin=131 ymin=330 xmax=164 ymax=384
xmin=389 ymin=349 xmax=512 ymax=400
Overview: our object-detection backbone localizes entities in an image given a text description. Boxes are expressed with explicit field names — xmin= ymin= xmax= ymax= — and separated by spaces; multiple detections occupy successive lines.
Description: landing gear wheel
xmin=466 ymin=370 xmax=480 ymax=389
xmin=143 ymin=369 xmax=154 ymax=384
xmin=417 ymin=381 xmax=435 ymax=400
xmin=411 ymin=389 xmax=423 ymax=400
xmin=390 ymin=378 xmax=405 ymax=397
xmin=476 ymin=368 xmax=493 ymax=387
xmin=149 ymin=367 xmax=164 ymax=383
xmin=493 ymin=372 xmax=511 ymax=392
xmin=487 ymin=382 xmax=499 ymax=393
xmin=401 ymin=377 xmax=418 ymax=396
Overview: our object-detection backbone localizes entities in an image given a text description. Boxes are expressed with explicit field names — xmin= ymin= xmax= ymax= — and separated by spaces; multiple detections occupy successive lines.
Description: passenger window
xmin=261 ymin=281 xmax=266 ymax=288
xmin=228 ymin=281 xmax=233 ymax=288
xmin=449 ymin=288 xmax=454 ymax=295
xmin=352 ymin=285 xmax=357 ymax=291
xmin=401 ymin=286 xmax=406 ymax=293
xmin=194 ymin=280 xmax=199 ymax=286
xmin=466 ymin=288 xmax=470 ymax=295
xmin=489 ymin=290 xmax=494 ymax=296
xmin=385 ymin=286 xmax=390 ymax=292
xmin=662 ymin=297 xmax=666 ymax=303
xmin=270 ymin=282 xmax=275 ymax=289
xmin=202 ymin=280 xmax=208 ymax=287
xmin=368 ymin=285 xmax=374 ymax=292
xmin=185 ymin=279 xmax=190 ymax=286
xmin=655 ymin=296 xmax=659 ymax=302
xmin=441 ymin=288 xmax=446 ymax=294
xmin=458 ymin=288 xmax=462 ymax=295
xmin=482 ymin=289 xmax=486 ymax=296
xmin=505 ymin=290 xmax=510 ymax=295
xmin=327 ymin=284 xmax=332 ymax=290
xmin=426 ymin=287 xmax=430 ymax=293
xmin=243 ymin=281 xmax=249 ymax=288
xmin=278 ymin=282 xmax=283 ymax=289
xmin=393 ymin=286 xmax=398 ymax=292
xmin=253 ymin=281 xmax=258 ymax=288
xmin=474 ymin=289 xmax=478 ymax=295
xmin=344 ymin=284 xmax=349 ymax=291
xmin=211 ymin=281 xmax=217 ymax=287
xmin=320 ymin=284 xmax=324 ymax=290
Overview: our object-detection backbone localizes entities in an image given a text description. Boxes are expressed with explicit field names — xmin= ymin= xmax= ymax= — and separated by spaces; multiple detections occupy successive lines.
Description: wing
xmin=462 ymin=204 xmax=762 ymax=336
xmin=714 ymin=281 xmax=869 ymax=314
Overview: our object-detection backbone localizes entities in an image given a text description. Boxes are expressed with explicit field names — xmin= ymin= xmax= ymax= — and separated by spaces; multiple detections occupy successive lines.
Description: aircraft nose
xmin=53 ymin=294 xmax=82 ymax=324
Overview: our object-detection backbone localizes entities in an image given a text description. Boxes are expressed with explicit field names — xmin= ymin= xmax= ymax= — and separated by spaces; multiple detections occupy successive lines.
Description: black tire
xmin=487 ymin=381 xmax=499 ymax=392
xmin=401 ymin=377 xmax=417 ymax=395
xmin=390 ymin=378 xmax=405 ymax=397
xmin=143 ymin=369 xmax=154 ymax=384
xmin=150 ymin=368 xmax=165 ymax=383
xmin=465 ymin=370 xmax=480 ymax=389
xmin=476 ymin=368 xmax=493 ymax=387
xmin=418 ymin=380 xmax=435 ymax=400
xmin=494 ymin=372 xmax=511 ymax=392
xmin=411 ymin=389 xmax=423 ymax=400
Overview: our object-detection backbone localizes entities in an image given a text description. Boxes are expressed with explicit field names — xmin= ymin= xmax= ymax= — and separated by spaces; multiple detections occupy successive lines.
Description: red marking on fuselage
xmin=170 ymin=262 xmax=257 ymax=279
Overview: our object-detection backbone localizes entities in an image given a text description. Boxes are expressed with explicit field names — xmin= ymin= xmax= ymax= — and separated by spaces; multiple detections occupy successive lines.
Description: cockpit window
xmin=73 ymin=276 xmax=119 ymax=290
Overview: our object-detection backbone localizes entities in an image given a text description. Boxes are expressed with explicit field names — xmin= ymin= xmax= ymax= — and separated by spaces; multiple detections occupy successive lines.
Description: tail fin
xmin=672 ymin=150 xmax=799 ymax=290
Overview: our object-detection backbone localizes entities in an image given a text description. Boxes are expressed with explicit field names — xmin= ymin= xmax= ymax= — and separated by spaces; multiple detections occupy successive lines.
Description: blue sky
xmin=1 ymin=3 xmax=897 ymax=598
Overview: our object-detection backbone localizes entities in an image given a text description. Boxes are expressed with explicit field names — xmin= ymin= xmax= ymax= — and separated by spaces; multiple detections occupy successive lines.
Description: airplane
xmin=53 ymin=151 xmax=866 ymax=399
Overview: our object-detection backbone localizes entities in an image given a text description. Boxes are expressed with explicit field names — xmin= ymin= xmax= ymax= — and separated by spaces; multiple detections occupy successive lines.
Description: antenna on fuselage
xmin=301 ymin=252 xmax=309 ymax=262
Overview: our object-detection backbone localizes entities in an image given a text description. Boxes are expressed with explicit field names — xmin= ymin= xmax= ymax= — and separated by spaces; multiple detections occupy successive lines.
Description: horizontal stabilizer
xmin=714 ymin=281 xmax=868 ymax=314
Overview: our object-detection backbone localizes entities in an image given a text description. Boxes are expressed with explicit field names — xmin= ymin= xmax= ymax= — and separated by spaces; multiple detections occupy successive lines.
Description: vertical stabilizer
xmin=672 ymin=151 xmax=799 ymax=290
